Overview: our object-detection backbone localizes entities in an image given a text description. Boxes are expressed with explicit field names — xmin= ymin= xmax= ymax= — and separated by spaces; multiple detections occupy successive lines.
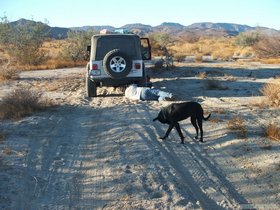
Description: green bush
xmin=63 ymin=30 xmax=95 ymax=61
xmin=0 ymin=17 xmax=49 ymax=65
xmin=235 ymin=32 xmax=260 ymax=47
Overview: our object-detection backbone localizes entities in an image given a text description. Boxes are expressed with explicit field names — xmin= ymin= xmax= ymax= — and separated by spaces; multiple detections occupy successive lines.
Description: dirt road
xmin=1 ymin=64 xmax=279 ymax=209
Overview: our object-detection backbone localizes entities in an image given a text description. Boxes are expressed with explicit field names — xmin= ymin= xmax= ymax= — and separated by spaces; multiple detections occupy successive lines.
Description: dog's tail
xmin=203 ymin=113 xmax=211 ymax=121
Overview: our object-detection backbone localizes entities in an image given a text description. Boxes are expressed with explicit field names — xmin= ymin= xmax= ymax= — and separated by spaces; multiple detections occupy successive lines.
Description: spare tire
xmin=103 ymin=49 xmax=132 ymax=79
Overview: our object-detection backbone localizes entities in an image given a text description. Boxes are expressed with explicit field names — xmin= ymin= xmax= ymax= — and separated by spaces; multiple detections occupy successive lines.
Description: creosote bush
xmin=227 ymin=116 xmax=247 ymax=138
xmin=0 ymin=17 xmax=49 ymax=65
xmin=265 ymin=124 xmax=280 ymax=142
xmin=0 ymin=88 xmax=52 ymax=120
xmin=0 ymin=59 xmax=18 ymax=81
xmin=261 ymin=78 xmax=280 ymax=107
xmin=253 ymin=35 xmax=280 ymax=58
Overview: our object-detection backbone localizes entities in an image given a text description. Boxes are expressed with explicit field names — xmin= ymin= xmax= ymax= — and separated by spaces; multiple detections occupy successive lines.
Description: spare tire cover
xmin=103 ymin=49 xmax=132 ymax=79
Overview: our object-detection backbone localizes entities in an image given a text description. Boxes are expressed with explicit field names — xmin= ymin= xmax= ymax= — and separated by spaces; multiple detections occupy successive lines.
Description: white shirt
xmin=125 ymin=84 xmax=143 ymax=100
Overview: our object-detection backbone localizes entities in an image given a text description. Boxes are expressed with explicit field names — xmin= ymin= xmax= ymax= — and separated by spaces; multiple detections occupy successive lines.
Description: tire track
xmin=134 ymin=103 xmax=250 ymax=209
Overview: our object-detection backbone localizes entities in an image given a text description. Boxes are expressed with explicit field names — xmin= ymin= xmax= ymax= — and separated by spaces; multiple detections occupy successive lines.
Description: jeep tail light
xmin=92 ymin=64 xmax=98 ymax=70
xmin=134 ymin=63 xmax=141 ymax=69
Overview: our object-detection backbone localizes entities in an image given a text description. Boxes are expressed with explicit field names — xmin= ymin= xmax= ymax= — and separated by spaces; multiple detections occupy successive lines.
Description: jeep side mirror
xmin=140 ymin=38 xmax=151 ymax=60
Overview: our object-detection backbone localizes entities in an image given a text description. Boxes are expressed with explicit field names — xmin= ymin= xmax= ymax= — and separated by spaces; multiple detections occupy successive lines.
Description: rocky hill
xmin=8 ymin=19 xmax=279 ymax=39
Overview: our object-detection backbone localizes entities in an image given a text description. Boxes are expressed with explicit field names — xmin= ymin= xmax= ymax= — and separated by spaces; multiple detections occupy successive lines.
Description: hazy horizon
xmin=1 ymin=0 xmax=280 ymax=30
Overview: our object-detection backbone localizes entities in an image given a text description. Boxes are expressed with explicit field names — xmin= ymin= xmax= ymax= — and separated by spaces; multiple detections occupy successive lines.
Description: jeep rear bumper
xmin=90 ymin=77 xmax=145 ymax=87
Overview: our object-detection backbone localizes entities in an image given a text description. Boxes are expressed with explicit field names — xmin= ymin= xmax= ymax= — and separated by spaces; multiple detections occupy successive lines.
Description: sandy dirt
xmin=0 ymin=62 xmax=279 ymax=209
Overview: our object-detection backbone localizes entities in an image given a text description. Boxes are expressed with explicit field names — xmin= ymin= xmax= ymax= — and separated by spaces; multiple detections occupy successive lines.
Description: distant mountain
xmin=121 ymin=23 xmax=153 ymax=36
xmin=8 ymin=19 xmax=280 ymax=39
xmin=10 ymin=18 xmax=70 ymax=39
xmin=187 ymin=22 xmax=253 ymax=32
xmin=154 ymin=22 xmax=186 ymax=34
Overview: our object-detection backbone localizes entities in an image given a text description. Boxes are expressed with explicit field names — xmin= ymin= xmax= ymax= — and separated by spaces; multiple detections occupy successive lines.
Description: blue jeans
xmin=140 ymin=88 xmax=172 ymax=101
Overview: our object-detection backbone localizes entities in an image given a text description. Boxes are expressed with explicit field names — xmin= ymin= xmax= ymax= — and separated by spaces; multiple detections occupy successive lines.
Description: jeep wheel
xmin=103 ymin=49 xmax=132 ymax=79
xmin=86 ymin=76 xmax=97 ymax=97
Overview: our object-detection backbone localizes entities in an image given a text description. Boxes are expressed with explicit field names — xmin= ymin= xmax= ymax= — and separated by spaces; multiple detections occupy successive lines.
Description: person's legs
xmin=140 ymin=88 xmax=159 ymax=101
xmin=149 ymin=89 xmax=172 ymax=101
xmin=140 ymin=88 xmax=173 ymax=101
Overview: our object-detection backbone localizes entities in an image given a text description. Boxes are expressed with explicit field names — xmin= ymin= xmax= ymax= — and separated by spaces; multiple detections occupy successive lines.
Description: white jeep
xmin=86 ymin=31 xmax=151 ymax=97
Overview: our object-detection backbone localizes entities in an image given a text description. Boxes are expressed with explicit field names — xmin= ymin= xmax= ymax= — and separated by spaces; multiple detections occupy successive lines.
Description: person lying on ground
xmin=124 ymin=84 xmax=173 ymax=101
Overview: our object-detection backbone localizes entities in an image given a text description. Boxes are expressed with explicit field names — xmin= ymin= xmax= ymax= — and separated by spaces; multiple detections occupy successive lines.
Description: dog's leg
xmin=174 ymin=122 xmax=185 ymax=144
xmin=160 ymin=124 xmax=174 ymax=140
xmin=197 ymin=118 xmax=203 ymax=142
xmin=191 ymin=116 xmax=199 ymax=140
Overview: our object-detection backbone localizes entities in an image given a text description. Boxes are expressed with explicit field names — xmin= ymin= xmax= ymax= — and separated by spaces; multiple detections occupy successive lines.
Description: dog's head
xmin=153 ymin=108 xmax=168 ymax=124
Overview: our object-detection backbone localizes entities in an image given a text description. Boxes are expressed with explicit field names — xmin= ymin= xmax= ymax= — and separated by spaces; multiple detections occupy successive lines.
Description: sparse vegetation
xmin=261 ymin=78 xmax=280 ymax=107
xmin=253 ymin=35 xmax=280 ymax=58
xmin=63 ymin=30 xmax=94 ymax=62
xmin=169 ymin=37 xmax=254 ymax=62
xmin=227 ymin=116 xmax=247 ymax=138
xmin=197 ymin=72 xmax=207 ymax=79
xmin=0 ymin=16 xmax=49 ymax=65
xmin=235 ymin=32 xmax=260 ymax=47
xmin=265 ymin=124 xmax=280 ymax=142
xmin=0 ymin=88 xmax=53 ymax=120
xmin=0 ymin=59 xmax=18 ymax=81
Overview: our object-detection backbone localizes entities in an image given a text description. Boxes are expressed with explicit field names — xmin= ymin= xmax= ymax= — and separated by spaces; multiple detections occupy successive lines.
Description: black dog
xmin=153 ymin=102 xmax=211 ymax=144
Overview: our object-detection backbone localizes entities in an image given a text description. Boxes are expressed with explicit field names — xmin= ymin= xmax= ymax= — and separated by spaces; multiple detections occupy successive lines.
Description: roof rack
xmin=99 ymin=28 xmax=132 ymax=35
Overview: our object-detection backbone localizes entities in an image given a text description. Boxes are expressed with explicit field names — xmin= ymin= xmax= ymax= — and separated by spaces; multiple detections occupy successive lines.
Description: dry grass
xmin=227 ymin=116 xmax=247 ymax=138
xmin=261 ymin=78 xmax=280 ymax=107
xmin=3 ymin=147 xmax=12 ymax=155
xmin=211 ymin=108 xmax=226 ymax=114
xmin=17 ymin=59 xmax=86 ymax=71
xmin=169 ymin=37 xmax=254 ymax=61
xmin=209 ymin=118 xmax=222 ymax=123
xmin=1 ymin=40 xmax=87 ymax=71
xmin=259 ymin=57 xmax=280 ymax=64
xmin=197 ymin=72 xmax=207 ymax=79
xmin=0 ymin=88 xmax=53 ymax=120
xmin=0 ymin=58 xmax=19 ymax=82
xmin=265 ymin=124 xmax=280 ymax=142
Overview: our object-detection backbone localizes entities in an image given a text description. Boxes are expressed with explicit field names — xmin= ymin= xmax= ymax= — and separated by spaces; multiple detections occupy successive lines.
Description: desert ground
xmin=0 ymin=61 xmax=279 ymax=209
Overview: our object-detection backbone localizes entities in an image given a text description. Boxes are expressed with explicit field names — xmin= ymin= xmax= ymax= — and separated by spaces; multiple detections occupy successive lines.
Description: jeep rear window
xmin=95 ymin=36 xmax=137 ymax=60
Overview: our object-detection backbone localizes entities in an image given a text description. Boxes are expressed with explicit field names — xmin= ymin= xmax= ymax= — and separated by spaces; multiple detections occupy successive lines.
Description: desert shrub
xmin=195 ymin=53 xmax=203 ymax=63
xmin=265 ymin=124 xmax=280 ymax=142
xmin=227 ymin=116 xmax=247 ymax=138
xmin=0 ymin=17 xmax=49 ymax=65
xmin=0 ymin=59 xmax=18 ymax=81
xmin=63 ymin=30 xmax=95 ymax=61
xmin=0 ymin=88 xmax=52 ymax=120
xmin=253 ymin=35 xmax=280 ymax=58
xmin=261 ymin=78 xmax=280 ymax=107
xmin=197 ymin=72 xmax=207 ymax=79
xmin=235 ymin=32 xmax=260 ymax=47
xmin=173 ymin=53 xmax=186 ymax=62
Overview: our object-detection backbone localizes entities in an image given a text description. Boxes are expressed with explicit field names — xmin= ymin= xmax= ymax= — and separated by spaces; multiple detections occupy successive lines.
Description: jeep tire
xmin=103 ymin=49 xmax=132 ymax=79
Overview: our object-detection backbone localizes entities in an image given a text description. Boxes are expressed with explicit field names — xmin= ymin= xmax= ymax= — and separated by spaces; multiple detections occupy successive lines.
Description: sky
xmin=0 ymin=0 xmax=280 ymax=30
